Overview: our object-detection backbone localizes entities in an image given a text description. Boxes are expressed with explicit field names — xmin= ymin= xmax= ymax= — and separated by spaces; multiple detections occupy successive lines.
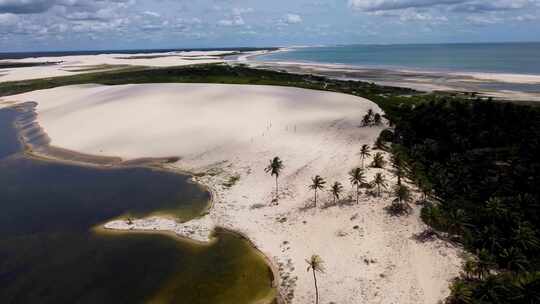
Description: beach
xmin=246 ymin=60 xmax=540 ymax=102
xmin=0 ymin=50 xmax=238 ymax=82
xmin=4 ymin=83 xmax=463 ymax=304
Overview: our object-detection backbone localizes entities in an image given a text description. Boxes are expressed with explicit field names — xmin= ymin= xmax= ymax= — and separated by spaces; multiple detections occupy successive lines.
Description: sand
xmin=0 ymin=50 xmax=236 ymax=82
xmin=246 ymin=60 xmax=540 ymax=102
xmin=6 ymin=83 xmax=463 ymax=304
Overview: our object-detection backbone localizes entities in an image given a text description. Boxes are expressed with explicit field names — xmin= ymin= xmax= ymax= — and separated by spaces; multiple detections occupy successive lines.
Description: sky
xmin=0 ymin=0 xmax=540 ymax=52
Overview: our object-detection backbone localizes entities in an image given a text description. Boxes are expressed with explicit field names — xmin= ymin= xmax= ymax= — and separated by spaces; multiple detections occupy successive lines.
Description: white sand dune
xmin=0 ymin=51 xmax=233 ymax=82
xmin=7 ymin=84 xmax=462 ymax=304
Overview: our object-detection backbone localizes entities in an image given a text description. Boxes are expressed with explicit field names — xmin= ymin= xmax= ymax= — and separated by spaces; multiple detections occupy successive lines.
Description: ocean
xmin=256 ymin=42 xmax=540 ymax=75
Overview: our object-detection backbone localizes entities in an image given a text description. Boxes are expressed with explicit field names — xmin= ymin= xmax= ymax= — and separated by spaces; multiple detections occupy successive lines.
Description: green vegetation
xmin=306 ymin=254 xmax=325 ymax=304
xmin=265 ymin=156 xmax=284 ymax=202
xmin=309 ymin=175 xmax=326 ymax=207
xmin=64 ymin=64 xmax=130 ymax=72
xmin=385 ymin=99 xmax=540 ymax=303
xmin=0 ymin=63 xmax=418 ymax=98
xmin=222 ymin=174 xmax=240 ymax=188
xmin=360 ymin=144 xmax=371 ymax=169
xmin=348 ymin=167 xmax=366 ymax=205
xmin=371 ymin=152 xmax=386 ymax=169
xmin=0 ymin=61 xmax=60 ymax=69
xmin=388 ymin=184 xmax=413 ymax=215
xmin=2 ymin=63 xmax=538 ymax=302
xmin=330 ymin=181 xmax=344 ymax=204
xmin=372 ymin=173 xmax=387 ymax=197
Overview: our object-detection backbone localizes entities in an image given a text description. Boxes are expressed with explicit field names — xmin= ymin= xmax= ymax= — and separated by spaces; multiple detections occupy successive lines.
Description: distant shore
xmin=245 ymin=58 xmax=540 ymax=102
xmin=2 ymin=46 xmax=539 ymax=102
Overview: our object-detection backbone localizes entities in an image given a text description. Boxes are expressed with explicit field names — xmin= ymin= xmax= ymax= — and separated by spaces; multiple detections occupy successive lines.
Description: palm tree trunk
xmin=377 ymin=184 xmax=381 ymax=197
xmin=356 ymin=185 xmax=360 ymax=204
xmin=275 ymin=176 xmax=279 ymax=201
xmin=312 ymin=269 xmax=319 ymax=304
xmin=361 ymin=156 xmax=364 ymax=169
xmin=314 ymin=189 xmax=317 ymax=207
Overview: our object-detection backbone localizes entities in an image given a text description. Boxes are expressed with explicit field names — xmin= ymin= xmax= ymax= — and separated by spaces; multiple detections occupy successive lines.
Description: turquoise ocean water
xmin=256 ymin=43 xmax=540 ymax=75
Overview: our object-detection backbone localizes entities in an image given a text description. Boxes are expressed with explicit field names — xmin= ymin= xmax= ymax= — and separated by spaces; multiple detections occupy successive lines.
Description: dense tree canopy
xmin=387 ymin=99 xmax=540 ymax=303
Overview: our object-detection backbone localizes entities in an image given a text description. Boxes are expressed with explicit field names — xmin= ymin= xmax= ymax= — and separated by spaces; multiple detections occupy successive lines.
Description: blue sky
xmin=0 ymin=0 xmax=539 ymax=51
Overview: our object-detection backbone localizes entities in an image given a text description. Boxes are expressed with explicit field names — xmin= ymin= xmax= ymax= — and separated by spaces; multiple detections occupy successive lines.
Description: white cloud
xmin=0 ymin=12 xmax=17 ymax=25
xmin=232 ymin=7 xmax=253 ymax=15
xmin=348 ymin=0 xmax=466 ymax=12
xmin=465 ymin=14 xmax=503 ymax=24
xmin=143 ymin=11 xmax=160 ymax=18
xmin=348 ymin=0 xmax=535 ymax=12
xmin=285 ymin=13 xmax=302 ymax=24
xmin=218 ymin=15 xmax=244 ymax=26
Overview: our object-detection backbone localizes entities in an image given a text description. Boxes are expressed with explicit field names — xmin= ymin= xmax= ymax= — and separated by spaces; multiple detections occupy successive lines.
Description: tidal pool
xmin=0 ymin=106 xmax=275 ymax=304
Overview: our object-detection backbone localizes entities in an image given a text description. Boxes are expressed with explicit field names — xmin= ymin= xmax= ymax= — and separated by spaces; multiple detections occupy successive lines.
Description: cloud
xmin=143 ymin=11 xmax=160 ymax=18
xmin=0 ymin=12 xmax=17 ymax=24
xmin=285 ymin=13 xmax=302 ymax=24
xmin=348 ymin=0 xmax=536 ymax=12
xmin=452 ymin=0 xmax=532 ymax=12
xmin=465 ymin=14 xmax=503 ymax=25
xmin=0 ymin=0 xmax=133 ymax=14
xmin=378 ymin=9 xmax=448 ymax=22
xmin=232 ymin=7 xmax=253 ymax=15
xmin=348 ymin=0 xmax=467 ymax=12
xmin=0 ymin=0 xmax=54 ymax=14
xmin=1 ymin=0 xmax=540 ymax=52
xmin=217 ymin=6 xmax=251 ymax=26
xmin=218 ymin=15 xmax=244 ymax=26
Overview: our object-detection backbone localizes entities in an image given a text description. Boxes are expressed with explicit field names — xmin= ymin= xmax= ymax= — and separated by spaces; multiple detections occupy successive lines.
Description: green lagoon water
xmin=0 ymin=107 xmax=274 ymax=303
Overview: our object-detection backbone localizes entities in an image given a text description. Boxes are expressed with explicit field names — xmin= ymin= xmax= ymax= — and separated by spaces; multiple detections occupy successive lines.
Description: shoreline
xmin=250 ymin=46 xmax=540 ymax=80
xmin=5 ymin=83 xmax=464 ymax=304
xmin=4 ymin=101 xmax=281 ymax=304
xmin=245 ymin=58 xmax=540 ymax=102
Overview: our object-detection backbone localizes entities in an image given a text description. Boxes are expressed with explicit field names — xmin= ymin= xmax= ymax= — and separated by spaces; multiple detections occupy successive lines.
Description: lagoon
xmin=0 ymin=106 xmax=274 ymax=304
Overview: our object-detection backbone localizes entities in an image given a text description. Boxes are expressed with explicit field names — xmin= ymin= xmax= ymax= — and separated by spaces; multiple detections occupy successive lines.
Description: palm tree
xmin=330 ymin=182 xmax=343 ymax=205
xmin=360 ymin=144 xmax=371 ymax=168
xmin=362 ymin=114 xmax=371 ymax=127
xmin=265 ymin=157 xmax=284 ymax=202
xmin=349 ymin=167 xmax=366 ymax=204
xmin=510 ymin=272 xmax=540 ymax=304
xmin=499 ymin=247 xmax=528 ymax=274
xmin=512 ymin=222 xmax=540 ymax=251
xmin=372 ymin=173 xmax=387 ymax=197
xmin=474 ymin=274 xmax=506 ymax=303
xmin=390 ymin=184 xmax=412 ymax=215
xmin=393 ymin=184 xmax=411 ymax=204
xmin=417 ymin=177 xmax=433 ymax=201
xmin=449 ymin=280 xmax=473 ymax=304
xmin=475 ymin=249 xmax=495 ymax=280
xmin=371 ymin=152 xmax=385 ymax=168
xmin=447 ymin=209 xmax=470 ymax=236
xmin=366 ymin=109 xmax=374 ymax=119
xmin=306 ymin=255 xmax=325 ymax=304
xmin=462 ymin=259 xmax=478 ymax=281
xmin=477 ymin=225 xmax=501 ymax=253
xmin=374 ymin=113 xmax=382 ymax=126
xmin=362 ymin=109 xmax=375 ymax=126
xmin=391 ymin=152 xmax=405 ymax=185
xmin=485 ymin=197 xmax=506 ymax=223
xmin=309 ymin=175 xmax=326 ymax=207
